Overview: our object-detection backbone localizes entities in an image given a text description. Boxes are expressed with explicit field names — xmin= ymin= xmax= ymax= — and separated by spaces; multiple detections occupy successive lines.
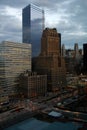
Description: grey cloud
xmin=0 ymin=0 xmax=87 ymax=48
xmin=0 ymin=0 xmax=67 ymax=11
xmin=0 ymin=6 xmax=22 ymax=43
xmin=0 ymin=0 xmax=31 ymax=8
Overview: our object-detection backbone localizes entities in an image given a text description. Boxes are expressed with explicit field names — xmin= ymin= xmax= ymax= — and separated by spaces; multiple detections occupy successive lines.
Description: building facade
xmin=63 ymin=43 xmax=83 ymax=74
xmin=74 ymin=43 xmax=79 ymax=58
xmin=0 ymin=41 xmax=31 ymax=103
xmin=61 ymin=44 xmax=66 ymax=57
xmin=22 ymin=4 xmax=44 ymax=57
xmin=33 ymin=28 xmax=66 ymax=92
xmin=83 ymin=43 xmax=87 ymax=74
xmin=18 ymin=72 xmax=47 ymax=99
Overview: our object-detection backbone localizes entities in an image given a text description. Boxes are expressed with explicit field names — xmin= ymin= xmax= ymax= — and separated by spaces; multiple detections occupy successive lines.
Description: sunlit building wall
xmin=0 ymin=41 xmax=31 ymax=102
xmin=22 ymin=4 xmax=44 ymax=57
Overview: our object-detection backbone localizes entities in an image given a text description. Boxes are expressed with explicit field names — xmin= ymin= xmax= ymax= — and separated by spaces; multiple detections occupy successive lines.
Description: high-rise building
xmin=61 ymin=44 xmax=66 ymax=57
xmin=0 ymin=41 xmax=31 ymax=103
xmin=83 ymin=43 xmax=87 ymax=74
xmin=74 ymin=43 xmax=79 ymax=58
xmin=22 ymin=4 xmax=44 ymax=57
xmin=33 ymin=28 xmax=66 ymax=92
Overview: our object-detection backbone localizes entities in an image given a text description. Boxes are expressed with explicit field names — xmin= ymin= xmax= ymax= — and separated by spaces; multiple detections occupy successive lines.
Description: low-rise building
xmin=18 ymin=71 xmax=47 ymax=99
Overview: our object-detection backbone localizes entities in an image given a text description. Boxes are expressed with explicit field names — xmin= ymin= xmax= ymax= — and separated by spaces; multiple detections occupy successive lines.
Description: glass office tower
xmin=22 ymin=4 xmax=44 ymax=57
xmin=0 ymin=41 xmax=31 ymax=102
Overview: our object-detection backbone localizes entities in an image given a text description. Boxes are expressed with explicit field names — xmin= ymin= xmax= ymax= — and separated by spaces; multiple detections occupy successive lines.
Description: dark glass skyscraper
xmin=22 ymin=4 xmax=44 ymax=57
xmin=83 ymin=43 xmax=87 ymax=73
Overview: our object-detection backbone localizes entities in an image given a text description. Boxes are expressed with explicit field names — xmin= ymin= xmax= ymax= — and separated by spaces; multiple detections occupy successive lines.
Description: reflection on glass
xmin=22 ymin=4 xmax=44 ymax=57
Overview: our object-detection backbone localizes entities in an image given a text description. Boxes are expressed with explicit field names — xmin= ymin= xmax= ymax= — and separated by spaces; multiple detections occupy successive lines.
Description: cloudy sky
xmin=0 ymin=0 xmax=87 ymax=49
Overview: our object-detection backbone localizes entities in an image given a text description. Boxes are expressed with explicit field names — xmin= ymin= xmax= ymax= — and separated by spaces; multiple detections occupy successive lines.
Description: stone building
xmin=18 ymin=72 xmax=47 ymax=99
xmin=33 ymin=28 xmax=66 ymax=93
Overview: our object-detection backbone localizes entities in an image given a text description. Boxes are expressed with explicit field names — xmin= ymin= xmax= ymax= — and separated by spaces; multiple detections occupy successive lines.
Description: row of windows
xmin=0 ymin=42 xmax=31 ymax=98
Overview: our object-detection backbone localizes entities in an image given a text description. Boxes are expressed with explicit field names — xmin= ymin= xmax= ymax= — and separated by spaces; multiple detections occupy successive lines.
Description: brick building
xmin=18 ymin=72 xmax=47 ymax=99
xmin=33 ymin=28 xmax=66 ymax=92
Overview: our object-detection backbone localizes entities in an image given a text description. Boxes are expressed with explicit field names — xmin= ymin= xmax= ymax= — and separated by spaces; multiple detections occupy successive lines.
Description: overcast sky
xmin=0 ymin=0 xmax=87 ymax=49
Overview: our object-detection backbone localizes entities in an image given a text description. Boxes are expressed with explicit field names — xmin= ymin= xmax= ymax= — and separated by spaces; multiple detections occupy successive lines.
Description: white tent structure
xmin=48 ymin=111 xmax=62 ymax=117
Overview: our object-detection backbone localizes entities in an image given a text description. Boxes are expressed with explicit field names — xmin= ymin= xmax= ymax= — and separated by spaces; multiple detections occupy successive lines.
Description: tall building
xmin=33 ymin=28 xmax=66 ymax=92
xmin=83 ymin=43 xmax=87 ymax=74
xmin=74 ymin=43 xmax=79 ymax=58
xmin=22 ymin=4 xmax=44 ymax=57
xmin=0 ymin=41 xmax=31 ymax=103
xmin=61 ymin=44 xmax=66 ymax=57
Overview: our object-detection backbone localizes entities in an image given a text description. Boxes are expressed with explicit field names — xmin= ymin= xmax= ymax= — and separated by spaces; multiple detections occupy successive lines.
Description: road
xmin=53 ymin=107 xmax=87 ymax=122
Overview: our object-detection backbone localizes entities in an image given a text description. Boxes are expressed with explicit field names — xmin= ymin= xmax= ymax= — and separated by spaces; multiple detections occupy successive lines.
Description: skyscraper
xmin=22 ymin=4 xmax=44 ymax=57
xmin=33 ymin=28 xmax=66 ymax=92
xmin=0 ymin=41 xmax=31 ymax=103
xmin=61 ymin=44 xmax=66 ymax=57
xmin=74 ymin=43 xmax=79 ymax=58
